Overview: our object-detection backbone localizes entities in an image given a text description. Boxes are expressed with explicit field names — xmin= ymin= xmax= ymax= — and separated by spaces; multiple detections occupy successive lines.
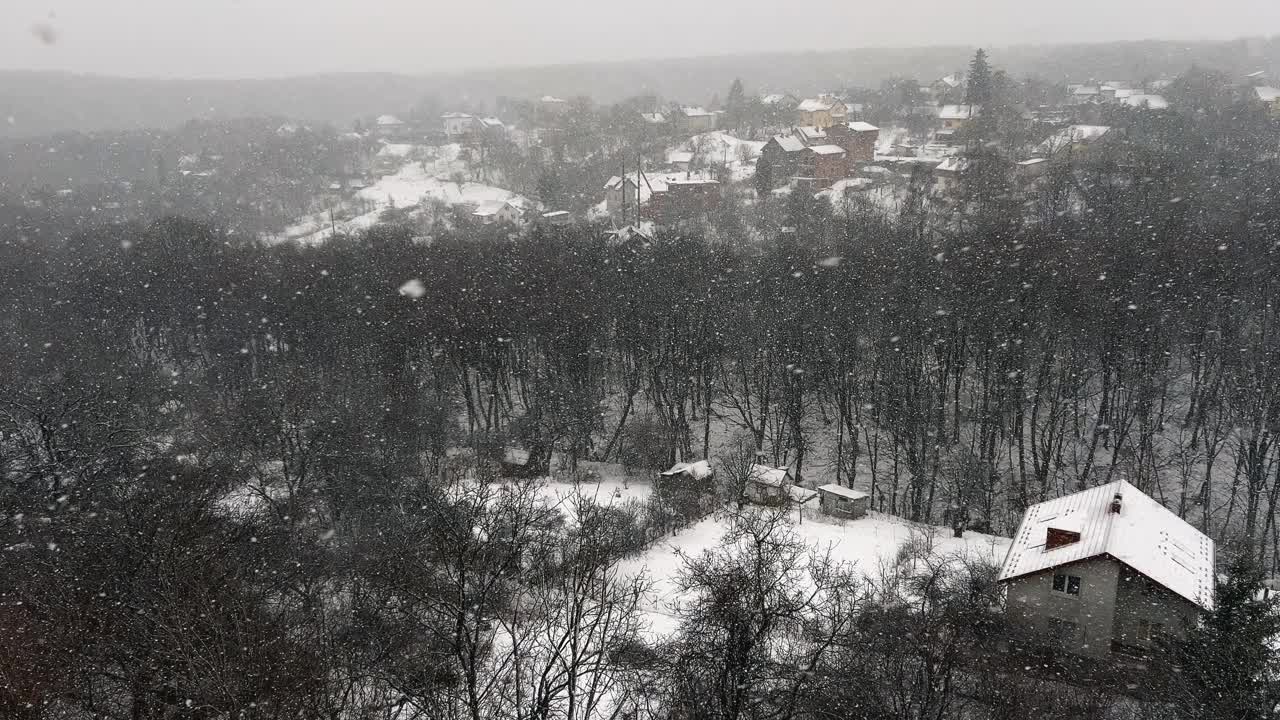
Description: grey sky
xmin=5 ymin=0 xmax=1280 ymax=78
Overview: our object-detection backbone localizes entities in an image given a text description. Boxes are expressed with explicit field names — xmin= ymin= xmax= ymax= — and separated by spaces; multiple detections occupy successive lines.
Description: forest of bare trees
xmin=3 ymin=62 xmax=1280 ymax=718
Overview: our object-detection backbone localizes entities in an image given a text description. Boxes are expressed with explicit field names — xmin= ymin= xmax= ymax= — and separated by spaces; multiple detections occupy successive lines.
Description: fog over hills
xmin=2 ymin=36 xmax=1278 ymax=138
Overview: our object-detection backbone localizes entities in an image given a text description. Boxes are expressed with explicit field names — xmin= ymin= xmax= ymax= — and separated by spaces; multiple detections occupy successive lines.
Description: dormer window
xmin=1046 ymin=527 xmax=1081 ymax=551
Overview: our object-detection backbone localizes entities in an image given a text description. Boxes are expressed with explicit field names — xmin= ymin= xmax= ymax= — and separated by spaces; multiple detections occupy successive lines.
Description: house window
xmin=1052 ymin=573 xmax=1082 ymax=596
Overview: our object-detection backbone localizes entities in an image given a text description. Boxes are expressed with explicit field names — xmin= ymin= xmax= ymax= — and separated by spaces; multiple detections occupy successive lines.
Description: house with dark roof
xmin=998 ymin=480 xmax=1215 ymax=660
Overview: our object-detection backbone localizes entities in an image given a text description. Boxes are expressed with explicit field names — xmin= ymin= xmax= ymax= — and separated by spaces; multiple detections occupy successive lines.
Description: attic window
xmin=1045 ymin=527 xmax=1081 ymax=551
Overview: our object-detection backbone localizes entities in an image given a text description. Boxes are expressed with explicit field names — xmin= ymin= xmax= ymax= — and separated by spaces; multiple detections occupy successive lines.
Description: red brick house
xmin=802 ymin=145 xmax=849 ymax=188
xmin=826 ymin=121 xmax=879 ymax=164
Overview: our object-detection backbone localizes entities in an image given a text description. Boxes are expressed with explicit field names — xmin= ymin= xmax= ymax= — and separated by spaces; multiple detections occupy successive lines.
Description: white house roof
xmin=682 ymin=106 xmax=715 ymax=117
xmin=797 ymin=98 xmax=841 ymax=113
xmin=1073 ymin=86 xmax=1100 ymax=96
xmin=541 ymin=95 xmax=567 ymax=103
xmin=770 ymin=135 xmax=807 ymax=152
xmin=1123 ymin=94 xmax=1169 ymax=110
xmin=1255 ymin=86 xmax=1280 ymax=102
xmin=478 ymin=117 xmax=505 ymax=128
xmin=817 ymin=484 xmax=869 ymax=501
xmin=938 ymin=104 xmax=978 ymax=120
xmin=847 ymin=121 xmax=880 ymax=132
xmin=640 ymin=112 xmax=667 ymax=123
xmin=760 ymin=93 xmax=795 ymax=105
xmin=789 ymin=486 xmax=819 ymax=504
xmin=667 ymin=150 xmax=695 ymax=164
xmin=660 ymin=460 xmax=713 ymax=479
xmin=441 ymin=112 xmax=473 ymax=119
xmin=935 ymin=155 xmax=969 ymax=173
xmin=1034 ymin=124 xmax=1111 ymax=155
xmin=809 ymin=144 xmax=847 ymax=156
xmin=998 ymin=479 xmax=1215 ymax=611
xmin=376 ymin=114 xmax=405 ymax=126
xmin=748 ymin=464 xmax=790 ymax=488
xmin=472 ymin=200 xmax=514 ymax=217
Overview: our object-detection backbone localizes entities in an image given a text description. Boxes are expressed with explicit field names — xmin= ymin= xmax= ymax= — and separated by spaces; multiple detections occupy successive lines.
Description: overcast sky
xmin=5 ymin=0 xmax=1280 ymax=78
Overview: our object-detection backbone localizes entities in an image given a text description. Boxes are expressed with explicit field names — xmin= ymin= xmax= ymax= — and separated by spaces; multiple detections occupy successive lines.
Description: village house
xmin=374 ymin=114 xmax=407 ymax=139
xmin=676 ymin=107 xmax=718 ymax=134
xmin=757 ymin=133 xmax=808 ymax=187
xmin=540 ymin=96 xmax=569 ymax=114
xmin=744 ymin=463 xmax=796 ymax=504
xmin=640 ymin=112 xmax=668 ymax=126
xmin=932 ymin=155 xmax=969 ymax=193
xmin=929 ymin=73 xmax=964 ymax=101
xmin=441 ymin=112 xmax=476 ymax=138
xmin=795 ymin=97 xmax=848 ymax=129
xmin=667 ymin=150 xmax=694 ymax=173
xmin=816 ymin=484 xmax=870 ymax=520
xmin=1070 ymin=85 xmax=1101 ymax=104
xmin=1253 ymin=86 xmax=1280 ymax=117
xmin=471 ymin=200 xmax=523 ymax=226
xmin=760 ymin=92 xmax=800 ymax=108
xmin=1033 ymin=124 xmax=1113 ymax=159
xmin=826 ymin=121 xmax=880 ymax=163
xmin=603 ymin=171 xmax=719 ymax=221
xmin=937 ymin=104 xmax=978 ymax=131
xmin=792 ymin=125 xmax=828 ymax=145
xmin=799 ymin=145 xmax=849 ymax=188
xmin=999 ymin=480 xmax=1214 ymax=660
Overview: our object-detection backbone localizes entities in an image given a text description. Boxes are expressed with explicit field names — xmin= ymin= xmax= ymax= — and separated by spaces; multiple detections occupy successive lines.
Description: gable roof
xmin=809 ymin=144 xmax=848 ymax=156
xmin=847 ymin=121 xmax=880 ymax=132
xmin=998 ymin=479 xmax=1215 ymax=611
xmin=748 ymin=464 xmax=791 ymax=487
xmin=938 ymin=104 xmax=978 ymax=120
xmin=797 ymin=98 xmax=844 ymax=113
xmin=1255 ymin=86 xmax=1280 ymax=102
xmin=768 ymin=134 xmax=807 ymax=153
xmin=660 ymin=460 xmax=713 ymax=479
xmin=376 ymin=114 xmax=405 ymax=126
xmin=1034 ymin=124 xmax=1111 ymax=155
xmin=681 ymin=106 xmax=715 ymax=117
xmin=817 ymin=484 xmax=869 ymax=501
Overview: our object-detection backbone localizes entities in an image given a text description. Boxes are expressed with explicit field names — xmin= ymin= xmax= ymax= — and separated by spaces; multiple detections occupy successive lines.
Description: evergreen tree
xmin=1171 ymin=552 xmax=1280 ymax=720
xmin=966 ymin=48 xmax=993 ymax=106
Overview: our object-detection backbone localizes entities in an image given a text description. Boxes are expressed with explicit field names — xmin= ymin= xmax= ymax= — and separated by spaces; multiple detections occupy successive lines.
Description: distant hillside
xmin=2 ymin=36 xmax=1277 ymax=138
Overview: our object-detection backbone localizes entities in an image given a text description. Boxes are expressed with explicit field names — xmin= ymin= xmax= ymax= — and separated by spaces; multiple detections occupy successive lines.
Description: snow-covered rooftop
xmin=798 ymin=98 xmax=841 ymax=113
xmin=376 ymin=114 xmax=405 ymax=126
xmin=682 ymin=106 xmax=715 ymax=117
xmin=809 ymin=144 xmax=847 ymax=156
xmin=1034 ymin=124 xmax=1111 ymax=155
xmin=1255 ymin=86 xmax=1280 ymax=102
xmin=1123 ymin=94 xmax=1169 ymax=110
xmin=998 ymin=479 xmax=1215 ymax=611
xmin=748 ymin=464 xmax=790 ymax=488
xmin=817 ymin=484 xmax=869 ymax=501
xmin=935 ymin=156 xmax=969 ymax=173
xmin=771 ymin=135 xmax=807 ymax=152
xmin=938 ymin=104 xmax=979 ymax=120
xmin=660 ymin=460 xmax=713 ymax=480
xmin=848 ymin=121 xmax=880 ymax=132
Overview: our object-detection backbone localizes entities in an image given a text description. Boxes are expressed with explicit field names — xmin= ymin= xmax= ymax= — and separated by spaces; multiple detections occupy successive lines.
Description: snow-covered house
xmin=817 ymin=484 xmax=870 ymax=519
xmin=1122 ymin=94 xmax=1170 ymax=110
xmin=1253 ymin=86 xmax=1280 ymax=116
xmin=744 ymin=463 xmax=796 ymax=504
xmin=676 ymin=107 xmax=717 ymax=134
xmin=375 ymin=114 xmax=407 ymax=138
xmin=999 ymin=480 xmax=1215 ymax=660
xmin=937 ymin=104 xmax=979 ymax=130
xmin=660 ymin=460 xmax=714 ymax=481
xmin=441 ymin=112 xmax=476 ymax=138
xmin=795 ymin=97 xmax=847 ymax=129
xmin=932 ymin=155 xmax=969 ymax=192
xmin=1033 ymin=124 xmax=1112 ymax=159
xmin=471 ymin=200 xmax=523 ymax=226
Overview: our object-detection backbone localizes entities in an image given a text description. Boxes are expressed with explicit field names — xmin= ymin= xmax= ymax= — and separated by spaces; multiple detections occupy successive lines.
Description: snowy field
xmin=276 ymin=142 xmax=537 ymax=244
xmin=532 ymin=463 xmax=1011 ymax=638
xmin=668 ymin=131 xmax=766 ymax=182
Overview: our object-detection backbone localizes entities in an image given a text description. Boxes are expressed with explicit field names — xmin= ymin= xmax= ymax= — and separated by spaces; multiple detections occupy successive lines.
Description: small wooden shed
xmin=816 ymin=484 xmax=870 ymax=520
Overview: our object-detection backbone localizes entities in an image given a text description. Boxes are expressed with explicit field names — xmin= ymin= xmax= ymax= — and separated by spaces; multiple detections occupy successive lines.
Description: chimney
xmin=1110 ymin=493 xmax=1123 ymax=514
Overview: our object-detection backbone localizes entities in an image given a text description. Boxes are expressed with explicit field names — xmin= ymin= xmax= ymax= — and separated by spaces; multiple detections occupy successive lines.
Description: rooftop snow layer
xmin=998 ymin=479 xmax=1215 ymax=611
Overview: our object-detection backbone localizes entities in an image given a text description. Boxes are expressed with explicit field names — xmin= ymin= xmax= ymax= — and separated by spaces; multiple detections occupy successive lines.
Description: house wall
xmin=1004 ymin=556 xmax=1121 ymax=659
xmin=799 ymin=110 xmax=833 ymax=128
xmin=819 ymin=492 xmax=868 ymax=519
xmin=1111 ymin=566 xmax=1200 ymax=652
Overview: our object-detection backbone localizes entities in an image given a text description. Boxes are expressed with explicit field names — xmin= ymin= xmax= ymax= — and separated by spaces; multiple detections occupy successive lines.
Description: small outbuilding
xmin=816 ymin=484 xmax=870 ymax=519
xmin=745 ymin=463 xmax=795 ymax=504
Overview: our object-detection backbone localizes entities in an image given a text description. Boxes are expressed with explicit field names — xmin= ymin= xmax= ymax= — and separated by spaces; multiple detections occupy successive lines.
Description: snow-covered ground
xmin=276 ymin=143 xmax=538 ymax=245
xmin=668 ymin=131 xmax=766 ymax=183
xmin=625 ymin=506 xmax=1010 ymax=636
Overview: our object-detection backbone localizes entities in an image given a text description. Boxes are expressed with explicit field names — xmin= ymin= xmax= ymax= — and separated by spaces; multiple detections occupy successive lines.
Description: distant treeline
xmin=3 ymin=35 xmax=1279 ymax=138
